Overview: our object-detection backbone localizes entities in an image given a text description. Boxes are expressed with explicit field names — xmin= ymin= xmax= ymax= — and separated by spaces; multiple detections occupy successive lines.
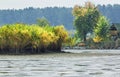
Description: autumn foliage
xmin=0 ymin=23 xmax=69 ymax=54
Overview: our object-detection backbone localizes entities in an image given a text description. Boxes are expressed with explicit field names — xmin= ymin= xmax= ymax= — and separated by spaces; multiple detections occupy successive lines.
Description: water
xmin=0 ymin=53 xmax=120 ymax=77
xmin=63 ymin=49 xmax=120 ymax=53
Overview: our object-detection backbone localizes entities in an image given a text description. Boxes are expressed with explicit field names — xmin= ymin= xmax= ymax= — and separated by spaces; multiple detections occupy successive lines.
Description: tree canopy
xmin=37 ymin=17 xmax=50 ymax=27
xmin=72 ymin=2 xmax=100 ymax=42
xmin=94 ymin=16 xmax=109 ymax=39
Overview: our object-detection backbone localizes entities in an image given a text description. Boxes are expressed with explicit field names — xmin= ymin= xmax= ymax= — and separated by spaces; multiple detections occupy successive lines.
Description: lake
xmin=0 ymin=50 xmax=120 ymax=77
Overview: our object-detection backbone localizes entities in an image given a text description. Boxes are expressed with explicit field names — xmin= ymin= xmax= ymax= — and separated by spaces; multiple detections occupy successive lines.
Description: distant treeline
xmin=0 ymin=7 xmax=73 ymax=29
xmin=98 ymin=4 xmax=120 ymax=23
xmin=0 ymin=4 xmax=120 ymax=29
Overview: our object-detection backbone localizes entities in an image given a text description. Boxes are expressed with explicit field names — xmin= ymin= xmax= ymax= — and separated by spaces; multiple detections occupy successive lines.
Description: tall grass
xmin=0 ymin=23 xmax=69 ymax=54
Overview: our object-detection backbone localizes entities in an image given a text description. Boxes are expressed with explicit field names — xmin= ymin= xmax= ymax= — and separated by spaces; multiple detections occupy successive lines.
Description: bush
xmin=0 ymin=24 xmax=69 ymax=54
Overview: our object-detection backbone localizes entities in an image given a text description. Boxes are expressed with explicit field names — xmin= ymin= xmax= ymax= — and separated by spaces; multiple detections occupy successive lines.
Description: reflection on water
xmin=0 ymin=54 xmax=120 ymax=77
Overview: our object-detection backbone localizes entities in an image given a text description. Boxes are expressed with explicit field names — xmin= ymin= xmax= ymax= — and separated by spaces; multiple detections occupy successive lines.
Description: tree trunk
xmin=83 ymin=32 xmax=87 ymax=42
xmin=83 ymin=35 xmax=86 ymax=42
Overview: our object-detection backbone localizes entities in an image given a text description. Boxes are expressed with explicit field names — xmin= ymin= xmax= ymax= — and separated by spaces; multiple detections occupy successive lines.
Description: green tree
xmin=94 ymin=16 xmax=109 ymax=40
xmin=72 ymin=2 xmax=100 ymax=42
xmin=36 ymin=17 xmax=50 ymax=27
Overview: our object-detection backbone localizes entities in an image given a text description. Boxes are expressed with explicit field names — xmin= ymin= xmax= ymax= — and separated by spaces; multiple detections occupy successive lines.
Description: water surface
xmin=0 ymin=52 xmax=120 ymax=77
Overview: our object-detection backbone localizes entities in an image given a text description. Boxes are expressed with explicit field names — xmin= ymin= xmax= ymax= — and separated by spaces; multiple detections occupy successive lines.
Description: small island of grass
xmin=0 ymin=23 xmax=69 ymax=54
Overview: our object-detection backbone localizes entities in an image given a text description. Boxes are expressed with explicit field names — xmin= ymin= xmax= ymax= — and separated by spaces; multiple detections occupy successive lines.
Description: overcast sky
xmin=0 ymin=0 xmax=120 ymax=9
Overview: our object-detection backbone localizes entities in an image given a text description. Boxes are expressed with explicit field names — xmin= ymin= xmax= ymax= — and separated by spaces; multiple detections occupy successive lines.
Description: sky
xmin=0 ymin=0 xmax=120 ymax=9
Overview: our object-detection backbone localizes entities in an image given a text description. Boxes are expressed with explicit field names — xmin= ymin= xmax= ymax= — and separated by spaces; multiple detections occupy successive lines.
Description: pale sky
xmin=0 ymin=0 xmax=120 ymax=9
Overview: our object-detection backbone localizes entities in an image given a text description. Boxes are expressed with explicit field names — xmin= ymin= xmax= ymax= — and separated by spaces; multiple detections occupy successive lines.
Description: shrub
xmin=0 ymin=24 xmax=69 ymax=54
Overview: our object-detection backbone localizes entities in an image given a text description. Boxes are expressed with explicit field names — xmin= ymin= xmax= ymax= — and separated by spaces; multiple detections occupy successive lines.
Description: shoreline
xmin=63 ymin=49 xmax=120 ymax=53
xmin=0 ymin=52 xmax=119 ymax=61
xmin=0 ymin=49 xmax=120 ymax=56
xmin=0 ymin=51 xmax=120 ymax=57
